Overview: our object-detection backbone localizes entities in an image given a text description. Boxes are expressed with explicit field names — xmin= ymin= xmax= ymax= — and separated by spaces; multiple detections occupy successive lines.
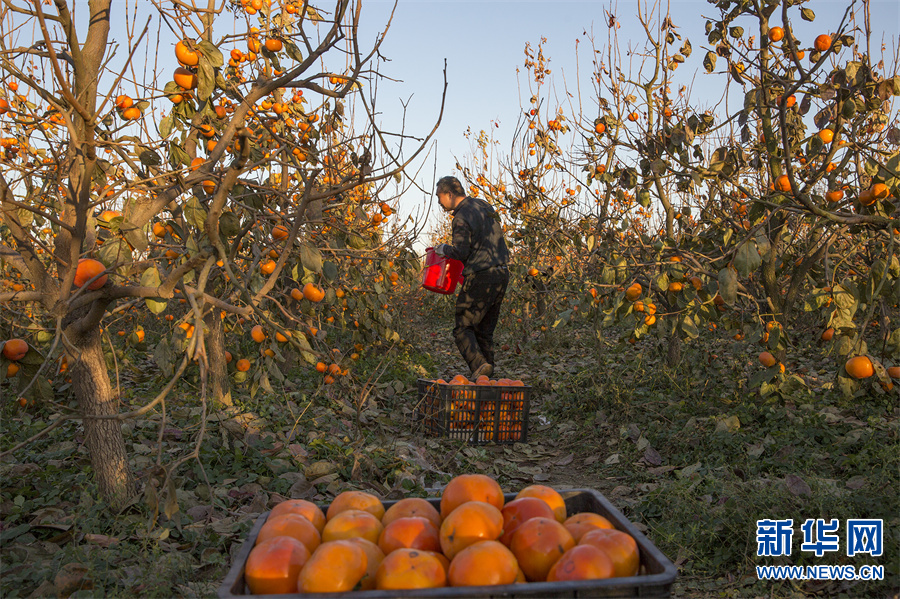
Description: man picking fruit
xmin=433 ymin=176 xmax=510 ymax=378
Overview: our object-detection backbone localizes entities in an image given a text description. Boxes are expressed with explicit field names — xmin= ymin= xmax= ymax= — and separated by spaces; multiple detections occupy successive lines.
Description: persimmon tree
xmin=0 ymin=0 xmax=443 ymax=508
xmin=458 ymin=0 xmax=898 ymax=396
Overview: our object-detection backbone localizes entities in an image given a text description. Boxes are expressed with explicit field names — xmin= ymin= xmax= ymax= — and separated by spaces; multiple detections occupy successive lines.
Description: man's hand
xmin=434 ymin=243 xmax=450 ymax=256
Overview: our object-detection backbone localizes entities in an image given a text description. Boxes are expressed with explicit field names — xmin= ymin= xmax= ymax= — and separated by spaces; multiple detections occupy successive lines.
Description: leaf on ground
xmin=604 ymin=453 xmax=621 ymax=465
xmin=715 ymin=415 xmax=741 ymax=433
xmin=677 ymin=462 xmax=701 ymax=478
xmin=845 ymin=475 xmax=867 ymax=490
xmin=555 ymin=453 xmax=574 ymax=466
xmin=785 ymin=474 xmax=812 ymax=496
xmin=647 ymin=465 xmax=677 ymax=475
xmin=83 ymin=533 xmax=120 ymax=547
xmin=643 ymin=447 xmax=663 ymax=466
xmin=54 ymin=562 xmax=91 ymax=597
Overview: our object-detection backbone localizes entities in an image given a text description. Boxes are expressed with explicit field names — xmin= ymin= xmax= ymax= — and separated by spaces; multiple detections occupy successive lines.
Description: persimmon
xmin=378 ymin=517 xmax=441 ymax=555
xmin=344 ymin=538 xmax=384 ymax=591
xmin=236 ymin=358 xmax=251 ymax=372
xmin=270 ymin=499 xmax=327 ymax=533
xmin=250 ymin=325 xmax=266 ymax=343
xmin=439 ymin=473 xmax=504 ymax=518
xmin=375 ymin=548 xmax=447 ymax=590
xmin=509 ymin=517 xmax=575 ymax=581
xmin=297 ymin=540 xmax=368 ymax=593
xmin=887 ymin=366 xmax=900 ymax=379
xmin=818 ymin=128 xmax=834 ymax=144
xmin=759 ymin=351 xmax=777 ymax=368
xmin=272 ymin=224 xmax=289 ymax=240
xmin=173 ymin=67 xmax=197 ymax=90
xmin=546 ymin=544 xmax=615 ymax=581
xmin=563 ymin=512 xmax=615 ymax=542
xmin=515 ymin=485 xmax=567 ymax=523
xmin=265 ymin=38 xmax=283 ymax=52
xmin=580 ymin=528 xmax=640 ymax=577
xmin=814 ymin=34 xmax=832 ymax=52
xmin=245 ymin=536 xmax=311 ymax=595
xmin=775 ymin=174 xmax=791 ymax=192
xmin=260 ymin=260 xmax=277 ymax=275
xmin=859 ymin=188 xmax=877 ymax=206
xmin=768 ymin=26 xmax=784 ymax=42
xmin=122 ymin=106 xmax=141 ymax=120
xmin=115 ymin=94 xmax=133 ymax=109
xmin=624 ymin=283 xmax=642 ymax=301
xmin=6 ymin=363 xmax=19 ymax=377
xmin=322 ymin=509 xmax=384 ymax=544
xmin=499 ymin=497 xmax=556 ymax=546
xmin=821 ymin=328 xmax=834 ymax=341
xmin=845 ymin=356 xmax=874 ymax=379
xmin=327 ymin=490 xmax=385 ymax=521
xmin=668 ymin=281 xmax=683 ymax=293
xmin=447 ymin=540 xmax=518 ymax=587
xmin=594 ymin=121 xmax=606 ymax=135
xmin=302 ymin=282 xmax=325 ymax=302
xmin=439 ymin=501 xmax=503 ymax=560
xmin=74 ymin=259 xmax=107 ymax=290
xmin=175 ymin=40 xmax=200 ymax=66
xmin=256 ymin=513 xmax=321 ymax=554
xmin=382 ymin=498 xmax=442 ymax=530
xmin=871 ymin=183 xmax=889 ymax=199
xmin=825 ymin=189 xmax=844 ymax=202
xmin=2 ymin=338 xmax=29 ymax=361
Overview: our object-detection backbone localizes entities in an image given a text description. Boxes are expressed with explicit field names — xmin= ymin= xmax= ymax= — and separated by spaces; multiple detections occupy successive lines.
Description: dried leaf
xmin=54 ymin=562 xmax=91 ymax=597
xmin=643 ymin=447 xmax=663 ymax=466
xmin=785 ymin=474 xmax=812 ymax=496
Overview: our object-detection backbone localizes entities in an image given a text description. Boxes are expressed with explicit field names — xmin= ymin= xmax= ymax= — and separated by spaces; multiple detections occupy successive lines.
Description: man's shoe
xmin=472 ymin=363 xmax=493 ymax=379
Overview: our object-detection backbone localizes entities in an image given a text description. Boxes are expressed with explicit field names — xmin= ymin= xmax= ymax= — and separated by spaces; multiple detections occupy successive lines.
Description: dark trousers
xmin=453 ymin=266 xmax=509 ymax=374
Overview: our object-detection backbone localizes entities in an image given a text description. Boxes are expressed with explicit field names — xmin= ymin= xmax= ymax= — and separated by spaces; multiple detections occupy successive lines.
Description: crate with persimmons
xmin=414 ymin=375 xmax=531 ymax=444
xmin=217 ymin=474 xmax=677 ymax=597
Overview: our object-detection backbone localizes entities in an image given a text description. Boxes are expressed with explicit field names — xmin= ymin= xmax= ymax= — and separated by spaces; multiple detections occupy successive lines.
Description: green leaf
xmin=183 ymin=196 xmax=208 ymax=230
xmin=219 ymin=211 xmax=240 ymax=237
xmin=703 ymin=51 xmax=717 ymax=73
xmin=680 ymin=315 xmax=700 ymax=339
xmin=198 ymin=58 xmax=215 ymax=101
xmin=284 ymin=39 xmax=304 ymax=63
xmin=197 ymin=40 xmax=224 ymax=68
xmin=159 ymin=115 xmax=173 ymax=139
xmin=169 ymin=141 xmax=189 ymax=168
xmin=99 ymin=238 xmax=131 ymax=267
xmin=139 ymin=148 xmax=163 ymax=166
xmin=800 ymin=7 xmax=815 ymax=21
xmin=141 ymin=267 xmax=167 ymax=314
xmin=300 ymin=244 xmax=324 ymax=273
xmin=734 ymin=241 xmax=762 ymax=277
xmin=322 ymin=260 xmax=338 ymax=282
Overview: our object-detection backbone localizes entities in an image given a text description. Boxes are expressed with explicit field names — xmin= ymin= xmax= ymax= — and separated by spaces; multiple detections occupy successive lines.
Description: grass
xmin=1 ymin=297 xmax=897 ymax=598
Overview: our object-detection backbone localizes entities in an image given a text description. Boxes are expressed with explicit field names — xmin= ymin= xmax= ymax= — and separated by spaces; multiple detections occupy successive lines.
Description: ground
xmin=0 ymin=296 xmax=897 ymax=598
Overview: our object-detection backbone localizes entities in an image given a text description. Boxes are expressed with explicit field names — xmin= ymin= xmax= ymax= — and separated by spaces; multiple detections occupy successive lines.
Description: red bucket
xmin=421 ymin=247 xmax=464 ymax=294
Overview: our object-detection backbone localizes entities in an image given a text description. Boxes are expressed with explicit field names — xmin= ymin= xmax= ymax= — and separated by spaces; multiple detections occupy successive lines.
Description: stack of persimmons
xmin=426 ymin=375 xmax=528 ymax=440
xmin=244 ymin=473 xmax=640 ymax=594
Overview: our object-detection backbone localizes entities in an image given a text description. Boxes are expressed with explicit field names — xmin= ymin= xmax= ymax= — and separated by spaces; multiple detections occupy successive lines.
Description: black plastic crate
xmin=218 ymin=489 xmax=677 ymax=598
xmin=413 ymin=379 xmax=531 ymax=444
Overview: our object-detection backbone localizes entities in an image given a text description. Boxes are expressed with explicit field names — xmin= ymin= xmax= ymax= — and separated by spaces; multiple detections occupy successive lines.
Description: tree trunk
xmin=204 ymin=309 xmax=232 ymax=407
xmin=67 ymin=325 xmax=135 ymax=508
xmin=666 ymin=329 xmax=681 ymax=367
